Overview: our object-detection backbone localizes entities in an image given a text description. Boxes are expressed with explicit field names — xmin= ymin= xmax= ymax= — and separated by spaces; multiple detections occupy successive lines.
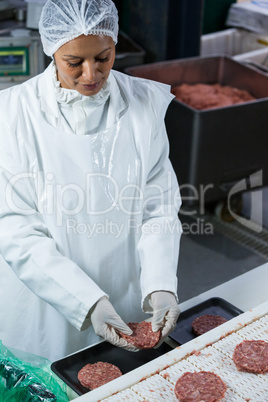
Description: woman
xmin=0 ymin=0 xmax=182 ymax=361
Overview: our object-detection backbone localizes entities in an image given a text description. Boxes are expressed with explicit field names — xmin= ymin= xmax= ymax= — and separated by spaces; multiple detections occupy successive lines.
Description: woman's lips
xmin=81 ymin=82 xmax=100 ymax=90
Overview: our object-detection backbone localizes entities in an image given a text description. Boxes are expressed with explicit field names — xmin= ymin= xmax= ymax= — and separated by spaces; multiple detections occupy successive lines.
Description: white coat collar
xmin=37 ymin=62 xmax=128 ymax=127
xmin=38 ymin=62 xmax=60 ymax=120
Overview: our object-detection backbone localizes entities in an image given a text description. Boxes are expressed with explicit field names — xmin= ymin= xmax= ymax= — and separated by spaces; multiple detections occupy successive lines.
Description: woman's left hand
xmin=150 ymin=291 xmax=180 ymax=347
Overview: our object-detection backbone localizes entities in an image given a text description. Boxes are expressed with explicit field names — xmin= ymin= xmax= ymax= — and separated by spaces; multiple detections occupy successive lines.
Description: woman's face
xmin=54 ymin=34 xmax=115 ymax=96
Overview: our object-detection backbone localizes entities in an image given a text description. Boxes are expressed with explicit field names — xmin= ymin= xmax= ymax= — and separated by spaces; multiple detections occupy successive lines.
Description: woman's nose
xmin=82 ymin=61 xmax=96 ymax=81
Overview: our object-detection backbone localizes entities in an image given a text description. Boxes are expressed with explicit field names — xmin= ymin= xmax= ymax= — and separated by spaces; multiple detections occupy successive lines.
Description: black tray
xmin=51 ymin=340 xmax=172 ymax=396
xmin=169 ymin=297 xmax=243 ymax=345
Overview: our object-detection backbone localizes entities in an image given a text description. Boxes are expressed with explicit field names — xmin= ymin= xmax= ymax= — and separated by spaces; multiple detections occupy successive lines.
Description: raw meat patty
xmin=119 ymin=321 xmax=161 ymax=349
xmin=192 ymin=314 xmax=227 ymax=336
xmin=78 ymin=362 xmax=122 ymax=390
xmin=233 ymin=340 xmax=268 ymax=374
xmin=174 ymin=371 xmax=227 ymax=401
xmin=172 ymin=83 xmax=256 ymax=110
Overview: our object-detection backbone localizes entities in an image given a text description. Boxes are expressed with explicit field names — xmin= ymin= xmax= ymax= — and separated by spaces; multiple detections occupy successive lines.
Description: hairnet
xmin=39 ymin=0 xmax=119 ymax=57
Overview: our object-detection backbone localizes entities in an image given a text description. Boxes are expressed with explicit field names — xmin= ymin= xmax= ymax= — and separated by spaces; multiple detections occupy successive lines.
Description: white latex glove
xmin=91 ymin=297 xmax=139 ymax=352
xmin=150 ymin=291 xmax=180 ymax=347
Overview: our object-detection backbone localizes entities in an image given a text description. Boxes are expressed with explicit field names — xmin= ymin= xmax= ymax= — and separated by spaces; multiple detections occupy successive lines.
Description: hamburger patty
xmin=192 ymin=314 xmax=228 ymax=336
xmin=174 ymin=371 xmax=227 ymax=401
xmin=78 ymin=362 xmax=122 ymax=390
xmin=233 ymin=340 xmax=268 ymax=374
xmin=119 ymin=321 xmax=161 ymax=349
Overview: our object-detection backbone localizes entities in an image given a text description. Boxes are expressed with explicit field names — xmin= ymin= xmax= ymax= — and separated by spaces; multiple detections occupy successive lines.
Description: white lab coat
xmin=0 ymin=63 xmax=181 ymax=361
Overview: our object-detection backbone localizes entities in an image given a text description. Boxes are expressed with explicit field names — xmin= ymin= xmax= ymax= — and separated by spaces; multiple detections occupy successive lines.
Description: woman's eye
xmin=96 ymin=57 xmax=109 ymax=63
xmin=67 ymin=61 xmax=81 ymax=68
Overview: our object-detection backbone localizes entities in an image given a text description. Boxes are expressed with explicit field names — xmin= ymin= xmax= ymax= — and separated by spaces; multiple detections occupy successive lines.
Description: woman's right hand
xmin=91 ymin=297 xmax=139 ymax=351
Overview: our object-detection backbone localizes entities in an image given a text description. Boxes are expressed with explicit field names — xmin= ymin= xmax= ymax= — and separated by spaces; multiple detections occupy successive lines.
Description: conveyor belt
xmin=103 ymin=315 xmax=267 ymax=401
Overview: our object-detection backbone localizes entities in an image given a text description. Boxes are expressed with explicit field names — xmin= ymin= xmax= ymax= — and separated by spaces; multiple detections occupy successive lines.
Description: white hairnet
xmin=39 ymin=0 xmax=119 ymax=57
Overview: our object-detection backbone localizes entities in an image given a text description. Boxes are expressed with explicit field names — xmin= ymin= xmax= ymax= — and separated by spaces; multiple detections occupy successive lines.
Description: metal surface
xmin=208 ymin=214 xmax=268 ymax=260
xmin=25 ymin=1 xmax=45 ymax=29
xmin=125 ymin=56 xmax=268 ymax=206
xmin=181 ymin=208 xmax=268 ymax=260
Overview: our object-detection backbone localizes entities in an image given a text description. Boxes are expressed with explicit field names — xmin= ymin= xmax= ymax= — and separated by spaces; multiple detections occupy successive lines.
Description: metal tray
xmin=169 ymin=297 xmax=243 ymax=345
xmin=51 ymin=340 xmax=172 ymax=396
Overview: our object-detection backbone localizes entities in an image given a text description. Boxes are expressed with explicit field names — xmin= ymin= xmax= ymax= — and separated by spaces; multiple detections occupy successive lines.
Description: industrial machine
xmin=0 ymin=1 xmax=46 ymax=90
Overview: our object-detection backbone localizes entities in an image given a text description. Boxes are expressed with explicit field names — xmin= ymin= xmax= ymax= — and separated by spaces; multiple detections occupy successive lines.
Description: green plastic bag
xmin=0 ymin=341 xmax=69 ymax=401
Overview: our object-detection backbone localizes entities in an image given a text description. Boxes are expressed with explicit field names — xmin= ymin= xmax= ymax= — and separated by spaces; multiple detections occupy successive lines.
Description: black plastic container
xmin=51 ymin=341 xmax=172 ymax=396
xmin=114 ymin=31 xmax=145 ymax=72
xmin=169 ymin=297 xmax=243 ymax=345
xmin=125 ymin=56 xmax=268 ymax=206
